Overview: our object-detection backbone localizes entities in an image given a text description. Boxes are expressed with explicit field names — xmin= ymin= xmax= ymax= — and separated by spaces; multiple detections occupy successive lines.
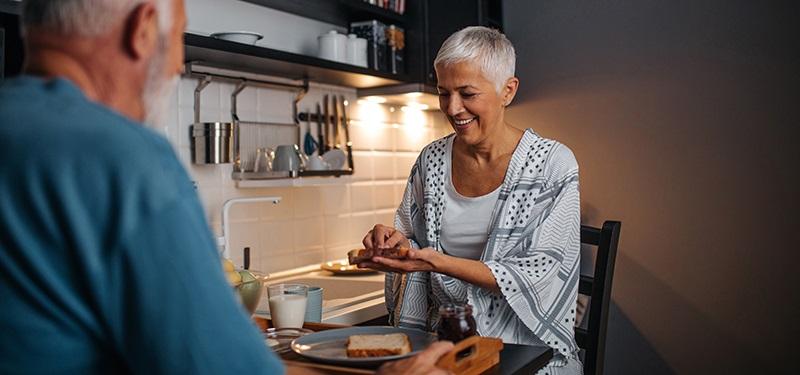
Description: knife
xmin=332 ymin=95 xmax=340 ymax=149
xmin=322 ymin=94 xmax=330 ymax=154
xmin=340 ymin=95 xmax=354 ymax=170
xmin=315 ymin=103 xmax=324 ymax=155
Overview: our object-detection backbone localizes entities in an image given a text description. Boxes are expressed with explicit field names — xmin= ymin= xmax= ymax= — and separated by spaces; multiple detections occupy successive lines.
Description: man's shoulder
xmin=0 ymin=76 xmax=175 ymax=169
xmin=0 ymin=76 xmax=186 ymax=207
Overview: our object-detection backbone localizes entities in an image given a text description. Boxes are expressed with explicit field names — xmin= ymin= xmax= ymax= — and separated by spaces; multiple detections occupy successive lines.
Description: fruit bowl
xmin=234 ymin=270 xmax=267 ymax=316
xmin=223 ymin=258 xmax=268 ymax=316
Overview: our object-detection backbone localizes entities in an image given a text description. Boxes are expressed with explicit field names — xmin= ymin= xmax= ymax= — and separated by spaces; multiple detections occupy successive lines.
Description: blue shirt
xmin=0 ymin=76 xmax=283 ymax=374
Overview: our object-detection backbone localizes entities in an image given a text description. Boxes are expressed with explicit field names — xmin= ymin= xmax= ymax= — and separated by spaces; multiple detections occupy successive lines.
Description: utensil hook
xmin=231 ymin=80 xmax=247 ymax=172
xmin=292 ymin=78 xmax=310 ymax=145
xmin=193 ymin=75 xmax=212 ymax=124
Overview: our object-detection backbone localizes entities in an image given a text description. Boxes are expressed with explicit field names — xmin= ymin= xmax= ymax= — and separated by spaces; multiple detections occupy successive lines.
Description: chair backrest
xmin=575 ymin=221 xmax=621 ymax=375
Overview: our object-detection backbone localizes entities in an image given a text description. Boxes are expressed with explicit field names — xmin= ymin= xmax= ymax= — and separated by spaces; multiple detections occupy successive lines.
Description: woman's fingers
xmin=364 ymin=224 xmax=411 ymax=250
xmin=372 ymin=224 xmax=392 ymax=248
xmin=384 ymin=230 xmax=409 ymax=249
xmin=364 ymin=224 xmax=392 ymax=249
xmin=362 ymin=230 xmax=374 ymax=249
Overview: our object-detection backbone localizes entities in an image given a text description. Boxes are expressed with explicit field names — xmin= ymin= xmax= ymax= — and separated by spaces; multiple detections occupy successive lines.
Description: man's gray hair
xmin=22 ymin=0 xmax=172 ymax=37
xmin=434 ymin=26 xmax=516 ymax=93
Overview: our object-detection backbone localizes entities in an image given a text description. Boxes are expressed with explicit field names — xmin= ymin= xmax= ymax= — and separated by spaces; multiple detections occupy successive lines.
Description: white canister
xmin=345 ymin=34 xmax=368 ymax=68
xmin=318 ymin=30 xmax=347 ymax=63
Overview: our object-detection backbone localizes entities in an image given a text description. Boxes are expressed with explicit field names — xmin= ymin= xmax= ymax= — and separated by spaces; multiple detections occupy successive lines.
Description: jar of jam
xmin=437 ymin=303 xmax=477 ymax=343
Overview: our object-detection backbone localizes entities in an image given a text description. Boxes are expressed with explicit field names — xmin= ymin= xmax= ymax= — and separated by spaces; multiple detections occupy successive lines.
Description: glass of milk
xmin=267 ymin=284 xmax=309 ymax=328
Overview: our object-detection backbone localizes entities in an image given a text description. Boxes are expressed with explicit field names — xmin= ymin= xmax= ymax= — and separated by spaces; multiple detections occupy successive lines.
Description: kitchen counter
xmin=255 ymin=264 xmax=386 ymax=325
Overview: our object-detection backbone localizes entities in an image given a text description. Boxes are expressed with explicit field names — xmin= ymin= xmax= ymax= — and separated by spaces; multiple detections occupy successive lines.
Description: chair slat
xmin=580 ymin=225 xmax=601 ymax=245
xmin=575 ymin=327 xmax=588 ymax=348
xmin=579 ymin=275 xmax=593 ymax=295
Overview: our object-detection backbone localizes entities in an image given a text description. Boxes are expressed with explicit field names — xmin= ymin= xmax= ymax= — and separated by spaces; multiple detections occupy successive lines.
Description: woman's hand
xmin=357 ymin=247 xmax=442 ymax=274
xmin=362 ymin=224 xmax=411 ymax=250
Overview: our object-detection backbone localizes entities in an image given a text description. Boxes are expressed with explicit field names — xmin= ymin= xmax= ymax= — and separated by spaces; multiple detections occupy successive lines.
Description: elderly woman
xmin=359 ymin=26 xmax=582 ymax=374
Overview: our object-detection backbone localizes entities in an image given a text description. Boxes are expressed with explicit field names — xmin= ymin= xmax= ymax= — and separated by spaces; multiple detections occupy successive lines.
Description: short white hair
xmin=22 ymin=0 xmax=172 ymax=37
xmin=434 ymin=26 xmax=516 ymax=93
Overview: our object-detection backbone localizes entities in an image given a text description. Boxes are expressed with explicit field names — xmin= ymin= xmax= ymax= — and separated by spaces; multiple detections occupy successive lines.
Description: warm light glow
xmin=364 ymin=96 xmax=387 ymax=104
xmin=400 ymin=106 xmax=428 ymax=142
xmin=353 ymin=100 xmax=388 ymax=142
xmin=401 ymin=103 xmax=429 ymax=111
xmin=404 ymin=92 xmax=423 ymax=98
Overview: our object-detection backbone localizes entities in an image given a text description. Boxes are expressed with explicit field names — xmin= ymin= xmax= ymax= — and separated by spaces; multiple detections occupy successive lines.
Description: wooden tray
xmin=436 ymin=336 xmax=503 ymax=375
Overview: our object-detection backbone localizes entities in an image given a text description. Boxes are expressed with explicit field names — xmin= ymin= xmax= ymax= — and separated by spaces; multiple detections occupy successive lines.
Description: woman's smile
xmin=453 ymin=116 xmax=477 ymax=130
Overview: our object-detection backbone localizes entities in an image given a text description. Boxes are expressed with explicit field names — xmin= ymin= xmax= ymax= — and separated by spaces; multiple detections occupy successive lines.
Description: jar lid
xmin=439 ymin=302 xmax=473 ymax=316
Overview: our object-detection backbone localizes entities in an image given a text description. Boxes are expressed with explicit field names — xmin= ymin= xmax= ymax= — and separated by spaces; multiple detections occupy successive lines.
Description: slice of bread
xmin=347 ymin=248 xmax=410 ymax=265
xmin=346 ymin=333 xmax=412 ymax=358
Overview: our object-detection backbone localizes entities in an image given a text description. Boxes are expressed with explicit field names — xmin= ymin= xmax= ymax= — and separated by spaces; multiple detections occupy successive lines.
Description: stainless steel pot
xmin=191 ymin=122 xmax=235 ymax=164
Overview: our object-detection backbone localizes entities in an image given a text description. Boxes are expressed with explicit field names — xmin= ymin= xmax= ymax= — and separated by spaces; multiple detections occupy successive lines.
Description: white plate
xmin=210 ymin=31 xmax=263 ymax=45
xmin=291 ymin=326 xmax=436 ymax=368
xmin=321 ymin=149 xmax=347 ymax=170
xmin=264 ymin=327 xmax=313 ymax=353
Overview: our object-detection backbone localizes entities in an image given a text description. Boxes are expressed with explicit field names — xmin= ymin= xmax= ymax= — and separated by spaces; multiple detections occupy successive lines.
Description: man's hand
xmin=376 ymin=341 xmax=455 ymax=375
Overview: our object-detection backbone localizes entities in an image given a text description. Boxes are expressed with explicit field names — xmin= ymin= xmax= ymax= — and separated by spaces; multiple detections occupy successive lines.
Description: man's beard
xmin=142 ymin=42 xmax=178 ymax=129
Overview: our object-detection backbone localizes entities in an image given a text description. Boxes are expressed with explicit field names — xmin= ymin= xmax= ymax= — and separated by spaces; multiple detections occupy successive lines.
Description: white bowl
xmin=210 ymin=31 xmax=263 ymax=45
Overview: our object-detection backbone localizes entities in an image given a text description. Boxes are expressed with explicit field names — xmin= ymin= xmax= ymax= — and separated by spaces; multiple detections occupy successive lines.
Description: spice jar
xmin=437 ymin=303 xmax=477 ymax=343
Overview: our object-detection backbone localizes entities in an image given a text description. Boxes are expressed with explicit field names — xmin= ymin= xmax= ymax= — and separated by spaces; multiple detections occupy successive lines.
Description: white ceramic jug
xmin=318 ymin=30 xmax=347 ymax=63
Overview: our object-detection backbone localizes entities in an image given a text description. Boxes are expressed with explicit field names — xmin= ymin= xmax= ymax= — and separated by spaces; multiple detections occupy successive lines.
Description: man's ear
xmin=502 ymin=77 xmax=520 ymax=107
xmin=124 ymin=2 xmax=159 ymax=60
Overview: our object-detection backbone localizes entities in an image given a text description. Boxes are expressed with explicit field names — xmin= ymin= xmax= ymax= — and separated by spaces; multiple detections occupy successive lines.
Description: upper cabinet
xmin=424 ymin=0 xmax=503 ymax=84
xmin=0 ymin=0 xmax=22 ymax=79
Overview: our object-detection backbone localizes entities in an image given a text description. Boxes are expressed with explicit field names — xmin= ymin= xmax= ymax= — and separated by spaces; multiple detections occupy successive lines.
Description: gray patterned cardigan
xmin=387 ymin=129 xmax=581 ymax=361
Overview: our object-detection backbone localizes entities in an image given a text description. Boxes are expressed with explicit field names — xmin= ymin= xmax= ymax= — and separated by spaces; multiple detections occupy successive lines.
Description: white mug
xmin=272 ymin=144 xmax=301 ymax=172
xmin=346 ymin=34 xmax=368 ymax=67
xmin=306 ymin=154 xmax=330 ymax=171
xmin=318 ymin=30 xmax=347 ymax=63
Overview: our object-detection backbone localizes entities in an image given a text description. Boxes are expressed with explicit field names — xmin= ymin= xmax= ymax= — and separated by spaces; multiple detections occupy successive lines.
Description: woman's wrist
xmin=429 ymin=251 xmax=454 ymax=275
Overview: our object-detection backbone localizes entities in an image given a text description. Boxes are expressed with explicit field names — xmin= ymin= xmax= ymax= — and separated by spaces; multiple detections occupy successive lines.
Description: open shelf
xmin=184 ymin=33 xmax=413 ymax=89
xmin=241 ymin=0 xmax=408 ymax=28
xmin=236 ymin=175 xmax=355 ymax=188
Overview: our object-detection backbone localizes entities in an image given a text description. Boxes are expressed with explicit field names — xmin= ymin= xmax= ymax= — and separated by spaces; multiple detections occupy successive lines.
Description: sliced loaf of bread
xmin=346 ymin=333 xmax=411 ymax=358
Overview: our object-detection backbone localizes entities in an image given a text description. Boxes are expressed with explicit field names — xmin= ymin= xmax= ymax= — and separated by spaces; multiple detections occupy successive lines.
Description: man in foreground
xmin=0 ymin=1 xmax=451 ymax=373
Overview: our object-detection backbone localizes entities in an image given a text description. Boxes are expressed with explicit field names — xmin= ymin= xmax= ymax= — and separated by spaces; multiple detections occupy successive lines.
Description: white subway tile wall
xmin=162 ymin=72 xmax=451 ymax=274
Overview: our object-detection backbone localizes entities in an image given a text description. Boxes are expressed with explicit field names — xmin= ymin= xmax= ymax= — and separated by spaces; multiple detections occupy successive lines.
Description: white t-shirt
xmin=440 ymin=140 xmax=501 ymax=260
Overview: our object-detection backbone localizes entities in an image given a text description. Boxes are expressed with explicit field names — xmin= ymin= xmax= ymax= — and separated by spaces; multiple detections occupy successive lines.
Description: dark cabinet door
xmin=1 ymin=11 xmax=23 ymax=79
xmin=424 ymin=0 xmax=503 ymax=84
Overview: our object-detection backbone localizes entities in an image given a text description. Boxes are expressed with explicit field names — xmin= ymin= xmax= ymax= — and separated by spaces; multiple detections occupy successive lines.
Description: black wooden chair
xmin=575 ymin=221 xmax=622 ymax=375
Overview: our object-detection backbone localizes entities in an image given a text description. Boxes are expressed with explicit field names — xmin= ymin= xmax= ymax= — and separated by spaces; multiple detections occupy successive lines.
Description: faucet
xmin=218 ymin=196 xmax=282 ymax=260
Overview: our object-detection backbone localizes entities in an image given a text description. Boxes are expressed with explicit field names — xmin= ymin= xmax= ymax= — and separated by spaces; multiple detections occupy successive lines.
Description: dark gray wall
xmin=503 ymin=1 xmax=799 ymax=374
